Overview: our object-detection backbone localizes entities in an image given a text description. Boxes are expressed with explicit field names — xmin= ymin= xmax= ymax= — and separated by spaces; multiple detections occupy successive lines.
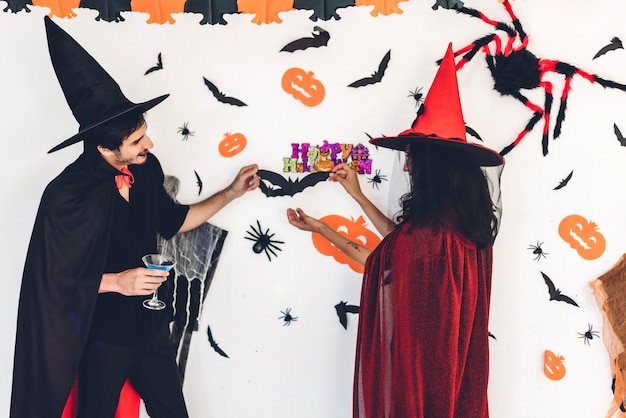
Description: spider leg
xmin=500 ymin=92 xmax=544 ymax=156
xmin=248 ymin=222 xmax=262 ymax=236
xmin=450 ymin=34 xmax=497 ymax=70
xmin=539 ymin=81 xmax=554 ymax=155
xmin=541 ymin=59 xmax=626 ymax=138
xmin=553 ymin=76 xmax=573 ymax=139
xmin=262 ymin=239 xmax=284 ymax=261
xmin=454 ymin=5 xmax=516 ymax=37
xmin=267 ymin=242 xmax=284 ymax=252
xmin=501 ymin=0 xmax=528 ymax=46
xmin=244 ymin=231 xmax=261 ymax=241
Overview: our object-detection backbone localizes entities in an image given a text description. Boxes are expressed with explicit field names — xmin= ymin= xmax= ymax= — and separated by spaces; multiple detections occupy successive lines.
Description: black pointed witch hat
xmin=44 ymin=16 xmax=169 ymax=153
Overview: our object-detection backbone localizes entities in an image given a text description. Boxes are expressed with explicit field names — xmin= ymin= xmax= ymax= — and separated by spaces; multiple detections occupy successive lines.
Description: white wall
xmin=2 ymin=1 xmax=626 ymax=416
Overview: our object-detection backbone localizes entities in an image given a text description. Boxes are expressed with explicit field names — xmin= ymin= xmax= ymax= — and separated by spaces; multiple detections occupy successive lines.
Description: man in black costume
xmin=10 ymin=17 xmax=259 ymax=418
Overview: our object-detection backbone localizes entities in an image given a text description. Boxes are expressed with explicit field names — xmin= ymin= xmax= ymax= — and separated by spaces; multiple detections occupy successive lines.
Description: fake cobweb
xmin=158 ymin=175 xmax=228 ymax=381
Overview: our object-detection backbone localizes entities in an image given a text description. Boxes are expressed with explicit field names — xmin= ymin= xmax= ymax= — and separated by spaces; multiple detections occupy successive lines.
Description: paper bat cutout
xmin=614 ymin=123 xmax=626 ymax=146
xmin=144 ymin=52 xmax=163 ymax=75
xmin=541 ymin=272 xmax=579 ymax=307
xmin=465 ymin=125 xmax=483 ymax=141
xmin=593 ymin=37 xmax=623 ymax=60
xmin=207 ymin=325 xmax=229 ymax=358
xmin=553 ymin=171 xmax=573 ymax=190
xmin=280 ymin=26 xmax=330 ymax=52
xmin=488 ymin=331 xmax=496 ymax=340
xmin=203 ymin=77 xmax=247 ymax=107
xmin=335 ymin=301 xmax=359 ymax=329
xmin=194 ymin=170 xmax=203 ymax=196
xmin=184 ymin=0 xmax=239 ymax=25
xmin=257 ymin=170 xmax=329 ymax=197
xmin=348 ymin=50 xmax=391 ymax=88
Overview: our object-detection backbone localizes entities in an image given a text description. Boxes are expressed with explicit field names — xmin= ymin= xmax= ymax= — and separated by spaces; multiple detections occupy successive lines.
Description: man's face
xmin=108 ymin=122 xmax=153 ymax=167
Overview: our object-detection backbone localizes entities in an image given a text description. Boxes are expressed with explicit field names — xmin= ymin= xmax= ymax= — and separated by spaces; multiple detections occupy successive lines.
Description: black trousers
xmin=77 ymin=325 xmax=189 ymax=418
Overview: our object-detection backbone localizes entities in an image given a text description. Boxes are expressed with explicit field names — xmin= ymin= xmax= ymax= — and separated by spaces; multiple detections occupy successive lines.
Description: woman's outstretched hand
xmin=286 ymin=208 xmax=324 ymax=233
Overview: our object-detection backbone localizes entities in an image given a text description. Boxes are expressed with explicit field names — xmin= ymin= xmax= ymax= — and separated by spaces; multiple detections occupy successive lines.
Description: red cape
xmin=354 ymin=221 xmax=493 ymax=417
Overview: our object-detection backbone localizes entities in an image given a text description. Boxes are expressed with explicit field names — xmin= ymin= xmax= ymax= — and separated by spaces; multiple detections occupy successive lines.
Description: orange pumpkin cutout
xmin=237 ymin=0 xmax=294 ymax=24
xmin=281 ymin=68 xmax=325 ymax=107
xmin=355 ymin=0 xmax=407 ymax=16
xmin=131 ymin=0 xmax=185 ymax=24
xmin=312 ymin=215 xmax=381 ymax=273
xmin=32 ymin=0 xmax=80 ymax=18
xmin=219 ymin=132 xmax=247 ymax=158
xmin=543 ymin=350 xmax=566 ymax=381
xmin=558 ymin=214 xmax=606 ymax=260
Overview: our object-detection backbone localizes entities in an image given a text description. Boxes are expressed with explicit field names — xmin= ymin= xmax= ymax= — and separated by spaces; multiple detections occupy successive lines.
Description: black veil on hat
xmin=44 ymin=16 xmax=169 ymax=153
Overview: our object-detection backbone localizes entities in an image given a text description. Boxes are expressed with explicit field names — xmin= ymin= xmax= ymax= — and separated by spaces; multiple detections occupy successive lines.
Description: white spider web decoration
xmin=158 ymin=175 xmax=229 ymax=381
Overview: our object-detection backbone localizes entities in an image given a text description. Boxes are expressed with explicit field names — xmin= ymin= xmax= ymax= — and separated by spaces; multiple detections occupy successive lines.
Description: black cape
xmin=10 ymin=149 xmax=187 ymax=418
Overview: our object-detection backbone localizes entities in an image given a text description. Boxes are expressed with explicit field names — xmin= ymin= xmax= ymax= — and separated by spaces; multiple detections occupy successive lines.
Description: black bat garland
xmin=348 ymin=50 xmax=391 ymax=88
xmin=541 ymin=272 xmax=579 ymax=307
xmin=203 ymin=77 xmax=247 ymax=106
xmin=280 ymin=26 xmax=330 ymax=52
xmin=593 ymin=37 xmax=623 ymax=60
xmin=207 ymin=325 xmax=229 ymax=358
xmin=334 ymin=301 xmax=359 ymax=329
xmin=144 ymin=52 xmax=163 ymax=75
xmin=257 ymin=170 xmax=330 ymax=197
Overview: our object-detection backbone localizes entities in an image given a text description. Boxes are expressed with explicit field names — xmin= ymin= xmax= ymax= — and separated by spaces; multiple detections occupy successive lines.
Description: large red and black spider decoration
xmin=441 ymin=0 xmax=626 ymax=156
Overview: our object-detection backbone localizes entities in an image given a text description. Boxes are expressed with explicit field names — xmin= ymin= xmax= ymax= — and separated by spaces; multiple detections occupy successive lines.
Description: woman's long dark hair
xmin=396 ymin=142 xmax=499 ymax=248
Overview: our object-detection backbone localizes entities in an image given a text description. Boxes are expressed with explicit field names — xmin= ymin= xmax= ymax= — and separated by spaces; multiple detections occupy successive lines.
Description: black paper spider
xmin=407 ymin=86 xmax=424 ymax=107
xmin=177 ymin=122 xmax=195 ymax=141
xmin=245 ymin=220 xmax=284 ymax=261
xmin=578 ymin=324 xmax=600 ymax=346
xmin=279 ymin=308 xmax=298 ymax=326
xmin=442 ymin=0 xmax=626 ymax=156
xmin=527 ymin=241 xmax=548 ymax=261
xmin=367 ymin=169 xmax=388 ymax=190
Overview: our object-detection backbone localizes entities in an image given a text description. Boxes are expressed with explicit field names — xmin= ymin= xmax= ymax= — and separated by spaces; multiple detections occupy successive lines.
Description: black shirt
xmin=88 ymin=159 xmax=189 ymax=345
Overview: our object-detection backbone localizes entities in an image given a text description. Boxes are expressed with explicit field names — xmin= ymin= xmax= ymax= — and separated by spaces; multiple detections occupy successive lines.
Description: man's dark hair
xmin=86 ymin=109 xmax=146 ymax=151
xmin=396 ymin=142 xmax=499 ymax=248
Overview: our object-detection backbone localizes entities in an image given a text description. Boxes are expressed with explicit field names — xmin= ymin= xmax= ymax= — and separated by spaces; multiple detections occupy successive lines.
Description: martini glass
xmin=142 ymin=253 xmax=175 ymax=311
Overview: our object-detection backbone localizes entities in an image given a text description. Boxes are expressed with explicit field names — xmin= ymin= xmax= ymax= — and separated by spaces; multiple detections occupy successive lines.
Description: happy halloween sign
xmin=283 ymin=141 xmax=372 ymax=174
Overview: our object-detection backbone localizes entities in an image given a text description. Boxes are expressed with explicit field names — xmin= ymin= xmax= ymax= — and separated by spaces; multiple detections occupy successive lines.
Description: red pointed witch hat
xmin=44 ymin=16 xmax=169 ymax=153
xmin=370 ymin=43 xmax=503 ymax=167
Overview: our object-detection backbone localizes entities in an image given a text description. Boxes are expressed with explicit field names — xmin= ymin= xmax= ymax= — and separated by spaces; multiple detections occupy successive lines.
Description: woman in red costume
xmin=287 ymin=44 xmax=504 ymax=418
